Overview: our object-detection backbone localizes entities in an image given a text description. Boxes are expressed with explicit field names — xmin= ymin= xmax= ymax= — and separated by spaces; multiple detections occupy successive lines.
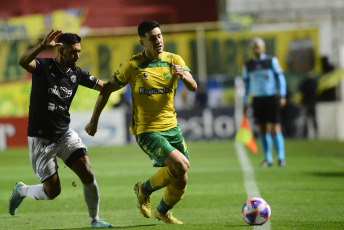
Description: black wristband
xmin=40 ymin=42 xmax=45 ymax=49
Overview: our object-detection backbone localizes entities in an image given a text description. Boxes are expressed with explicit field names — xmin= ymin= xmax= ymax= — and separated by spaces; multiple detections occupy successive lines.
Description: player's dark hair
xmin=57 ymin=33 xmax=81 ymax=46
xmin=138 ymin=21 xmax=160 ymax=38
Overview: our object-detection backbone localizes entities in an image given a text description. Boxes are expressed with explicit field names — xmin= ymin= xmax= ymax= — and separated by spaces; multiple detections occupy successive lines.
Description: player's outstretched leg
xmin=134 ymin=182 xmax=152 ymax=218
xmin=90 ymin=219 xmax=114 ymax=228
xmin=8 ymin=182 xmax=26 ymax=215
xmin=154 ymin=207 xmax=183 ymax=224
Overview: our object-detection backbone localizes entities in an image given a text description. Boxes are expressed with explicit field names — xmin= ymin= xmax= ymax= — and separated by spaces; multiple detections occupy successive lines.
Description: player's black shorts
xmin=252 ymin=96 xmax=280 ymax=124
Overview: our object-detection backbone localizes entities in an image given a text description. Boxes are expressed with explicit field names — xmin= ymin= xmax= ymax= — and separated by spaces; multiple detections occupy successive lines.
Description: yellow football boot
xmin=154 ymin=208 xmax=183 ymax=224
xmin=134 ymin=182 xmax=151 ymax=218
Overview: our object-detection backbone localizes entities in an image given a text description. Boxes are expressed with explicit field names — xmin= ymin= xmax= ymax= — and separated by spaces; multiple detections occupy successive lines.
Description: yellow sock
xmin=149 ymin=166 xmax=178 ymax=191
xmin=162 ymin=184 xmax=187 ymax=209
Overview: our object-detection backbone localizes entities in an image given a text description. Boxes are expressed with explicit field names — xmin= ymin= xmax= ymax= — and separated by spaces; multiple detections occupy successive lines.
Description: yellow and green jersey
xmin=113 ymin=51 xmax=191 ymax=135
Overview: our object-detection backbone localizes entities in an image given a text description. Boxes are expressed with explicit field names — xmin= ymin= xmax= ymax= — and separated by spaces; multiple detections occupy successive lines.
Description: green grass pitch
xmin=1 ymin=140 xmax=344 ymax=229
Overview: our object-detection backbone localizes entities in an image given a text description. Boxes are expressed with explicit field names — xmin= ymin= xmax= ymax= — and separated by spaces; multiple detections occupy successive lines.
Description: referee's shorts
xmin=252 ymin=96 xmax=281 ymax=125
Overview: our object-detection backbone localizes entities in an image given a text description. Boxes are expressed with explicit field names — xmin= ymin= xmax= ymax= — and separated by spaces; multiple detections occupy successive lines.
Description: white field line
xmin=235 ymin=142 xmax=271 ymax=230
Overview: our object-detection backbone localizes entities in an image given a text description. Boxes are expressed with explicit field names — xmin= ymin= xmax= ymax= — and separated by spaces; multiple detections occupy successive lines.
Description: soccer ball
xmin=242 ymin=197 xmax=271 ymax=225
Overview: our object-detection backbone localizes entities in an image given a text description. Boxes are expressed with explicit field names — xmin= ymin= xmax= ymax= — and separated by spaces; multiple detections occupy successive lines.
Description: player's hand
xmin=85 ymin=122 xmax=98 ymax=136
xmin=279 ymin=97 xmax=287 ymax=108
xmin=243 ymin=104 xmax=248 ymax=115
xmin=172 ymin=64 xmax=184 ymax=80
xmin=41 ymin=30 xmax=63 ymax=49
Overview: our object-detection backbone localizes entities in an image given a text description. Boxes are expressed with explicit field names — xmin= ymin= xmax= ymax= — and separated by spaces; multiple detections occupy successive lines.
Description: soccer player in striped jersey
xmin=85 ymin=21 xmax=197 ymax=224
xmin=242 ymin=37 xmax=287 ymax=168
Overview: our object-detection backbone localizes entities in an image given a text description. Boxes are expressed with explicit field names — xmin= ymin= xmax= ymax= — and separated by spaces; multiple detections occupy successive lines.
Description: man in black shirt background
xmin=8 ymin=29 xmax=114 ymax=228
xmin=299 ymin=70 xmax=318 ymax=138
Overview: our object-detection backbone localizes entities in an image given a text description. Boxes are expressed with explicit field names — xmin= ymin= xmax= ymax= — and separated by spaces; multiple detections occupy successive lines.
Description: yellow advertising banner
xmin=1 ymin=27 xmax=319 ymax=82
xmin=0 ymin=28 xmax=320 ymax=117
xmin=0 ymin=81 xmax=31 ymax=118
xmin=0 ymin=9 xmax=85 ymax=42
xmin=51 ymin=9 xmax=86 ymax=33
xmin=204 ymin=28 xmax=320 ymax=75
xmin=0 ymin=9 xmax=86 ymax=84
xmin=0 ymin=14 xmax=45 ymax=41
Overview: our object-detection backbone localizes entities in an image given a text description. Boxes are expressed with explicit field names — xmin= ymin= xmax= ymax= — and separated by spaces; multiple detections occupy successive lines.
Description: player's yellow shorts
xmin=135 ymin=125 xmax=189 ymax=167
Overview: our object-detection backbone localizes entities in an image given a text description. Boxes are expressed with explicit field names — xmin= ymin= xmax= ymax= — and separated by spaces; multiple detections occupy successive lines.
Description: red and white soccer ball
xmin=242 ymin=197 xmax=271 ymax=225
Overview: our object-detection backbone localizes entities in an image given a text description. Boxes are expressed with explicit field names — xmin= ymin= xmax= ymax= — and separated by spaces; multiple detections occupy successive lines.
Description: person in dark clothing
xmin=299 ymin=70 xmax=318 ymax=138
xmin=9 ymin=30 xmax=113 ymax=228
xmin=194 ymin=83 xmax=208 ymax=108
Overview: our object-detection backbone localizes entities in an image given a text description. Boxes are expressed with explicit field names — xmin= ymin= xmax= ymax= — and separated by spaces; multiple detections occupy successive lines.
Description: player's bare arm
xmin=172 ymin=64 xmax=197 ymax=92
xmin=18 ymin=30 xmax=63 ymax=72
xmin=95 ymin=80 xmax=107 ymax=91
xmin=85 ymin=77 xmax=122 ymax=136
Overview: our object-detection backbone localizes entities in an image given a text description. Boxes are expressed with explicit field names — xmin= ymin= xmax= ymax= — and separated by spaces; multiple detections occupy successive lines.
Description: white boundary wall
xmin=70 ymin=109 xmax=127 ymax=147
xmin=317 ymin=102 xmax=344 ymax=141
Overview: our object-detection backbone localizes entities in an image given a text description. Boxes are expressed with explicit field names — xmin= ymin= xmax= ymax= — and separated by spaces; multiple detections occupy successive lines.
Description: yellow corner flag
xmin=235 ymin=115 xmax=258 ymax=154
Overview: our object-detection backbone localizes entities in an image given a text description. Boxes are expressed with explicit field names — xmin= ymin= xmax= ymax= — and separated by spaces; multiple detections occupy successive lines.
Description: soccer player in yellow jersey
xmin=85 ymin=21 xmax=197 ymax=224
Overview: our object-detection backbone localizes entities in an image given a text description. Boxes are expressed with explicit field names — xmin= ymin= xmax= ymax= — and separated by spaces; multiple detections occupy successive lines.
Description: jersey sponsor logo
xmin=139 ymin=85 xmax=173 ymax=96
xmin=163 ymin=72 xmax=171 ymax=81
xmin=48 ymin=102 xmax=67 ymax=111
xmin=48 ymin=85 xmax=73 ymax=99
xmin=37 ymin=168 xmax=44 ymax=178
xmin=89 ymin=75 xmax=95 ymax=81
xmin=48 ymin=102 xmax=55 ymax=111
xmin=70 ymin=75 xmax=77 ymax=83
xmin=143 ymin=73 xmax=148 ymax=80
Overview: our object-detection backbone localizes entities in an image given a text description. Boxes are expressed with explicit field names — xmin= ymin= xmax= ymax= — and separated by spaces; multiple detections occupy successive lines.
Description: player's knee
xmin=173 ymin=161 xmax=189 ymax=178
xmin=42 ymin=174 xmax=61 ymax=199
xmin=181 ymin=158 xmax=190 ymax=173
xmin=44 ymin=186 xmax=61 ymax=199
xmin=184 ymin=160 xmax=190 ymax=169
xmin=48 ymin=190 xmax=61 ymax=199
xmin=66 ymin=149 xmax=88 ymax=169
xmin=69 ymin=152 xmax=95 ymax=184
